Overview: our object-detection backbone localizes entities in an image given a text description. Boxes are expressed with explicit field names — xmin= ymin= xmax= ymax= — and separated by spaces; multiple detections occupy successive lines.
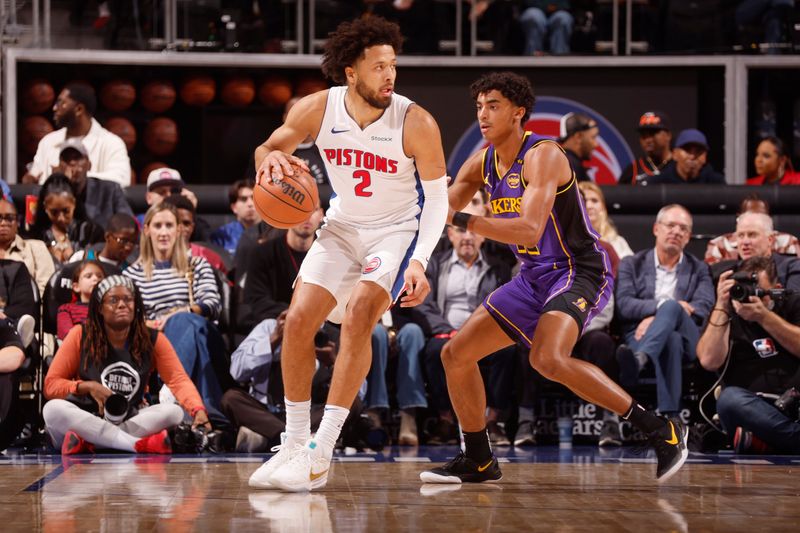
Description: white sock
xmin=110 ymin=428 xmax=138 ymax=452
xmin=284 ymin=397 xmax=311 ymax=444
xmin=313 ymin=404 xmax=349 ymax=458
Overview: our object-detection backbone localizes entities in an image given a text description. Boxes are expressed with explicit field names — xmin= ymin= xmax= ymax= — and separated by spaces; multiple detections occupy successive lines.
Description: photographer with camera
xmin=697 ymin=256 xmax=800 ymax=454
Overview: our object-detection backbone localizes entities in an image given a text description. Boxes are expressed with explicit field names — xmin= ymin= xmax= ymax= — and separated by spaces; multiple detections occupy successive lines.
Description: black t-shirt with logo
xmin=724 ymin=293 xmax=800 ymax=394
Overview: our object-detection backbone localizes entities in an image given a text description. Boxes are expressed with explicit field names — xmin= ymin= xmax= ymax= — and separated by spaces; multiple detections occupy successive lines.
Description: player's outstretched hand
xmin=257 ymin=150 xmax=310 ymax=185
xmin=400 ymin=260 xmax=430 ymax=308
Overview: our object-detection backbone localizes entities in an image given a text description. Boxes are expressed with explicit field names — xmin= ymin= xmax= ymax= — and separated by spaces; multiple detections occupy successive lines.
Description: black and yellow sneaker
xmin=650 ymin=418 xmax=689 ymax=482
xmin=419 ymin=452 xmax=502 ymax=484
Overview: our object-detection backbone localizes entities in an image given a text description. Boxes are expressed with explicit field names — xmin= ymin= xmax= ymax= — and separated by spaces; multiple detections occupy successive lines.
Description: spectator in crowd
xmin=650 ymin=129 xmax=726 ymax=185
xmin=0 ymin=198 xmax=55 ymax=294
xmin=559 ymin=112 xmax=597 ymax=183
xmin=735 ymin=0 xmax=794 ymax=53
xmin=366 ymin=308 xmax=427 ymax=446
xmin=578 ymin=181 xmax=634 ymax=258
xmin=211 ymin=179 xmax=258 ymax=256
xmin=616 ymin=204 xmax=715 ymax=416
xmin=69 ymin=212 xmax=139 ymax=270
xmin=711 ymin=211 xmax=800 ymax=291
xmin=747 ymin=136 xmax=800 ymax=185
xmin=416 ymin=196 xmax=515 ymax=445
xmin=705 ymin=195 xmax=799 ymax=265
xmin=0 ymin=259 xmax=37 ymax=348
xmin=0 ymin=178 xmax=12 ymax=203
xmin=519 ymin=1 xmax=574 ymax=55
xmin=55 ymin=138 xmax=133 ymax=229
xmin=27 ymin=173 xmax=104 ymax=267
xmin=0 ymin=314 xmax=29 ymax=451
xmin=697 ymin=256 xmax=800 ymax=454
xmin=618 ymin=111 xmax=673 ymax=185
xmin=162 ymin=195 xmax=228 ymax=275
xmin=137 ymin=168 xmax=201 ymax=228
xmin=56 ymin=260 xmax=105 ymax=341
xmin=123 ymin=202 xmax=229 ymax=425
xmin=22 ymin=83 xmax=131 ymax=188
xmin=43 ymin=275 xmax=210 ymax=454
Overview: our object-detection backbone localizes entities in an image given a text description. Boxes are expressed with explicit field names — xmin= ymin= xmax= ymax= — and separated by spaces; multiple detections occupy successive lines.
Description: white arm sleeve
xmin=410 ymin=175 xmax=449 ymax=271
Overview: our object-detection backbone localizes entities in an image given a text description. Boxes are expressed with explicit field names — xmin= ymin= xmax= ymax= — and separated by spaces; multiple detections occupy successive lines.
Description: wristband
xmin=452 ymin=211 xmax=473 ymax=230
xmin=190 ymin=406 xmax=207 ymax=418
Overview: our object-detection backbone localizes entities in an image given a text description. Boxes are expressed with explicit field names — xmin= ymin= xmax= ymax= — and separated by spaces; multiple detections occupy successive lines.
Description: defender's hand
xmin=400 ymin=260 xmax=430 ymax=308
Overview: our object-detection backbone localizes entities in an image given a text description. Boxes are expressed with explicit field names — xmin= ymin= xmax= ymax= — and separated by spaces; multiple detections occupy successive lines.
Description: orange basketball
xmin=141 ymin=80 xmax=176 ymax=113
xmin=258 ymin=76 xmax=292 ymax=107
xmin=20 ymin=116 xmax=54 ymax=155
xmin=22 ymin=78 xmax=55 ymax=114
xmin=254 ymin=164 xmax=319 ymax=228
xmin=295 ymin=76 xmax=328 ymax=97
xmin=221 ymin=76 xmax=256 ymax=107
xmin=143 ymin=117 xmax=178 ymax=156
xmin=105 ymin=116 xmax=137 ymax=152
xmin=100 ymin=79 xmax=137 ymax=112
xmin=180 ymin=75 xmax=216 ymax=106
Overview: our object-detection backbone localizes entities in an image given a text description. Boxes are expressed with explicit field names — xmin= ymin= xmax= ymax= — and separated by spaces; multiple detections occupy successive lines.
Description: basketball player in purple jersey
xmin=421 ymin=72 xmax=688 ymax=484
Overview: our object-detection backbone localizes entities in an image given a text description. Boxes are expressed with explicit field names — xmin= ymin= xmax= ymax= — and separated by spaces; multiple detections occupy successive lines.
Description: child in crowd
xmin=56 ymin=260 xmax=105 ymax=340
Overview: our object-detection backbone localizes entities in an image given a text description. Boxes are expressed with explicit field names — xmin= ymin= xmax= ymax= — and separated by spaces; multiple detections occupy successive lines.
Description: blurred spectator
xmin=56 ymin=260 xmax=105 ymax=341
xmin=705 ymin=196 xmax=799 ymax=264
xmin=211 ymin=179 xmax=258 ymax=256
xmin=43 ymin=275 xmax=210 ymax=455
xmin=650 ymin=129 xmax=726 ymax=184
xmin=162 ymin=195 xmax=227 ymax=275
xmin=0 ymin=198 xmax=55 ymax=294
xmin=519 ymin=1 xmax=574 ymax=55
xmin=711 ymin=211 xmax=800 ymax=291
xmin=616 ymin=205 xmax=714 ymax=416
xmin=0 ymin=178 xmax=12 ymax=203
xmin=618 ymin=111 xmax=673 ymax=185
xmin=697 ymin=256 xmax=800 ymax=454
xmin=559 ymin=112 xmax=597 ymax=182
xmin=578 ymin=181 xmax=633 ymax=258
xmin=0 ymin=315 xmax=29 ymax=451
xmin=27 ymin=173 xmax=104 ymax=267
xmin=55 ymin=138 xmax=133 ymax=229
xmin=137 ymin=168 xmax=201 ymax=229
xmin=69 ymin=212 xmax=139 ymax=270
xmin=735 ymin=0 xmax=793 ymax=52
xmin=22 ymin=83 xmax=131 ymax=188
xmin=747 ymin=136 xmax=800 ymax=185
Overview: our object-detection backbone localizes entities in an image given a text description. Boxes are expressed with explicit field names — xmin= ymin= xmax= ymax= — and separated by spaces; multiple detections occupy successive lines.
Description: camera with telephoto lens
xmin=729 ymin=272 xmax=786 ymax=303
xmin=774 ymin=387 xmax=800 ymax=422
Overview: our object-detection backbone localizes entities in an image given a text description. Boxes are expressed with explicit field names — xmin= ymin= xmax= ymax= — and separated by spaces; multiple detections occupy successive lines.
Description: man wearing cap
xmin=137 ymin=168 xmax=196 ymax=220
xmin=619 ymin=111 xmax=673 ymax=185
xmin=558 ymin=112 xmax=598 ymax=183
xmin=651 ymin=129 xmax=726 ymax=185
xmin=56 ymin=138 xmax=133 ymax=230
xmin=22 ymin=83 xmax=131 ymax=188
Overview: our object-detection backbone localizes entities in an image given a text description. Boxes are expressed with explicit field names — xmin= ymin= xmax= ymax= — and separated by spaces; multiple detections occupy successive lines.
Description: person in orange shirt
xmin=747 ymin=137 xmax=800 ymax=186
xmin=43 ymin=275 xmax=210 ymax=454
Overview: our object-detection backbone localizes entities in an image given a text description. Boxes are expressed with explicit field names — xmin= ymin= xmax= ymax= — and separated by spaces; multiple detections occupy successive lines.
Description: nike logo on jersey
xmin=331 ymin=127 xmax=350 ymax=134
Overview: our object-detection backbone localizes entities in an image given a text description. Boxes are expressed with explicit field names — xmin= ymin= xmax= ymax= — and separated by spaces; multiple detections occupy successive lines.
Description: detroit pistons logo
xmin=363 ymin=257 xmax=382 ymax=274
xmin=448 ymin=96 xmax=633 ymax=185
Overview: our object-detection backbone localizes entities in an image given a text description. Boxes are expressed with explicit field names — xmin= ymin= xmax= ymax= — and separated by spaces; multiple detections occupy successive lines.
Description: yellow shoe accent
xmin=665 ymin=422 xmax=679 ymax=445
xmin=309 ymin=469 xmax=328 ymax=481
xmin=477 ymin=459 xmax=494 ymax=472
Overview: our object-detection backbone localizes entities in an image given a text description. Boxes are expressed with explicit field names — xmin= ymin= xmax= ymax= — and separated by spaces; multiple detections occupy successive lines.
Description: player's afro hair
xmin=321 ymin=16 xmax=403 ymax=85
xmin=470 ymin=72 xmax=536 ymax=118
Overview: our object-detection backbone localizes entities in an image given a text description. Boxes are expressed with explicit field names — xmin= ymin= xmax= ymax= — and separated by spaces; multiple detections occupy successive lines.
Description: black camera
xmin=729 ymin=272 xmax=787 ymax=303
xmin=774 ymin=387 xmax=800 ymax=422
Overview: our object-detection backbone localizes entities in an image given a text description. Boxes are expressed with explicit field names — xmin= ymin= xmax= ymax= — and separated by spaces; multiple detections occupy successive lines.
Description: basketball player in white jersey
xmin=248 ymin=16 xmax=448 ymax=492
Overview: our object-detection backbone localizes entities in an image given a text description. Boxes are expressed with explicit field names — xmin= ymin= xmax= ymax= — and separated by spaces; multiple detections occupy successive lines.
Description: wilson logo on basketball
xmin=279 ymin=181 xmax=306 ymax=205
xmin=363 ymin=257 xmax=382 ymax=274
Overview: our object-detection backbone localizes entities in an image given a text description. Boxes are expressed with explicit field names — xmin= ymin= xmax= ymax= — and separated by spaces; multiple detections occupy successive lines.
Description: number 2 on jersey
xmin=353 ymin=170 xmax=373 ymax=197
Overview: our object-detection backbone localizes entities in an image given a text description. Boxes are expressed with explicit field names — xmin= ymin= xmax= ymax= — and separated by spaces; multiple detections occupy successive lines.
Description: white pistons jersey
xmin=315 ymin=86 xmax=421 ymax=227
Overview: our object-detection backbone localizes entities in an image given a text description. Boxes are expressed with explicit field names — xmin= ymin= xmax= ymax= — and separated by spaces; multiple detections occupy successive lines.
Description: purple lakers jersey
xmin=481 ymin=132 xmax=609 ymax=277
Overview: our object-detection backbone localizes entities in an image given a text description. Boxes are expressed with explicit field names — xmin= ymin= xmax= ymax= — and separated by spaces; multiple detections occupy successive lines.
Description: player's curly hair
xmin=321 ymin=16 xmax=403 ymax=85
xmin=470 ymin=72 xmax=536 ymax=118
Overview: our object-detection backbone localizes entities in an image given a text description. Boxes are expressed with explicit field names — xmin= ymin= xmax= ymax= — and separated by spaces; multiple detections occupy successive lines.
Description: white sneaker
xmin=268 ymin=439 xmax=331 ymax=492
xmin=248 ymin=433 xmax=305 ymax=489
xmin=16 ymin=314 xmax=35 ymax=348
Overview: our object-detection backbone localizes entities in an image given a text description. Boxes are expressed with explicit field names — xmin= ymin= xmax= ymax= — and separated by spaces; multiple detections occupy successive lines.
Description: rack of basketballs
xmin=18 ymin=73 xmax=329 ymax=185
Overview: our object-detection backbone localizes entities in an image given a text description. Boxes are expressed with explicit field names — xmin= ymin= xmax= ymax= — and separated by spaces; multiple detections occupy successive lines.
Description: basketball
xmin=143 ymin=117 xmax=178 ymax=156
xmin=20 ymin=116 xmax=54 ymax=155
xmin=295 ymin=76 xmax=327 ymax=97
xmin=21 ymin=78 xmax=55 ymax=114
xmin=141 ymin=80 xmax=176 ymax=113
xmin=180 ymin=75 xmax=216 ymax=106
xmin=254 ymin=163 xmax=319 ymax=228
xmin=105 ymin=116 xmax=137 ymax=152
xmin=258 ymin=76 xmax=292 ymax=107
xmin=221 ymin=76 xmax=256 ymax=107
xmin=100 ymin=79 xmax=136 ymax=112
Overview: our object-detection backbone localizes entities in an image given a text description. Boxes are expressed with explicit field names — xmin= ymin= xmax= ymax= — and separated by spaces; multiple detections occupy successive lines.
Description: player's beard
xmin=355 ymin=78 xmax=391 ymax=110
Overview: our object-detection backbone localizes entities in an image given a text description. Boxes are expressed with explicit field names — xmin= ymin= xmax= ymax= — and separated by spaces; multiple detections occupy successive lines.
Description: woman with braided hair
xmin=43 ymin=275 xmax=210 ymax=454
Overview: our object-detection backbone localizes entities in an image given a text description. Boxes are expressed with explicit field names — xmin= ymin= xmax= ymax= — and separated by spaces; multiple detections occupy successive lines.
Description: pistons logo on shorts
xmin=363 ymin=257 xmax=382 ymax=274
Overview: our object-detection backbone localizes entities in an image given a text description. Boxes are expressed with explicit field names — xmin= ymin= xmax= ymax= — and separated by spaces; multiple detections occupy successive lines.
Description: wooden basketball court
xmin=1 ymin=446 xmax=797 ymax=532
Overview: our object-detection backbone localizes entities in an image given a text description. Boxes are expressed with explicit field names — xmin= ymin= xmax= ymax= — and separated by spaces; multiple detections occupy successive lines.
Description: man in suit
xmin=616 ymin=204 xmax=715 ymax=416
